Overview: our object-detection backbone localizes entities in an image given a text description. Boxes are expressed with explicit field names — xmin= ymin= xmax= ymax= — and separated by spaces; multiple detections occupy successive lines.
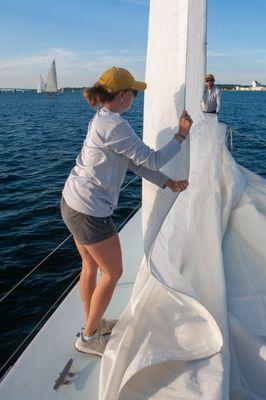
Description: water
xmin=0 ymin=91 xmax=265 ymax=376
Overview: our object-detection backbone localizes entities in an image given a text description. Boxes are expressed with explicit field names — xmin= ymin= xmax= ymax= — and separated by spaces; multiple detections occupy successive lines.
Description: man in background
xmin=201 ymin=73 xmax=221 ymax=114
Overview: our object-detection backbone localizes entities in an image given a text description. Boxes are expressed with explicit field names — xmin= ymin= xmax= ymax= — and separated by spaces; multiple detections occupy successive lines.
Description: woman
xmin=61 ymin=66 xmax=193 ymax=355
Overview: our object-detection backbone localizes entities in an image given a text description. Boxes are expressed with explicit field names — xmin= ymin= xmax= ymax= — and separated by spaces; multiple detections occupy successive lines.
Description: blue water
xmin=0 ymin=91 xmax=265 ymax=376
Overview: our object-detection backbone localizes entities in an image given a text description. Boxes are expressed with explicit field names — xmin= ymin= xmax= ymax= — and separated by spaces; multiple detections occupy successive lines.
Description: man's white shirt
xmin=201 ymin=85 xmax=221 ymax=113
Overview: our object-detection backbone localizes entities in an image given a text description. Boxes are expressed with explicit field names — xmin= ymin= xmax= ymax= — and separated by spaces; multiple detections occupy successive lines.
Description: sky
xmin=0 ymin=0 xmax=266 ymax=88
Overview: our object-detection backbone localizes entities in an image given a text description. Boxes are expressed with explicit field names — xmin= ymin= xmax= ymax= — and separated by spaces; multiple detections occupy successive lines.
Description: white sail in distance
xmin=37 ymin=75 xmax=45 ymax=93
xmin=45 ymin=59 xmax=58 ymax=93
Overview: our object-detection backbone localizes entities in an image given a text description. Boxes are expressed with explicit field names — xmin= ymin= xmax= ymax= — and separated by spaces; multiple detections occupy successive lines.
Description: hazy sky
xmin=1 ymin=0 xmax=266 ymax=88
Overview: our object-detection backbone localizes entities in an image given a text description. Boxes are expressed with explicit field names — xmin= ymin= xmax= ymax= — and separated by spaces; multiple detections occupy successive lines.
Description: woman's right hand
xmin=164 ymin=179 xmax=189 ymax=192
xmin=175 ymin=111 xmax=193 ymax=142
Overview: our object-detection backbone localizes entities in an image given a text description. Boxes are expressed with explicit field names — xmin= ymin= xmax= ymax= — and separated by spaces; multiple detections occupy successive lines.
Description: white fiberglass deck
xmin=1 ymin=210 xmax=143 ymax=400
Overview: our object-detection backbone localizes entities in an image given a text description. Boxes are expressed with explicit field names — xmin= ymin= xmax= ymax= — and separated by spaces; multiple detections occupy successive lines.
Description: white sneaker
xmin=99 ymin=318 xmax=118 ymax=335
xmin=78 ymin=318 xmax=118 ymax=336
xmin=74 ymin=330 xmax=109 ymax=356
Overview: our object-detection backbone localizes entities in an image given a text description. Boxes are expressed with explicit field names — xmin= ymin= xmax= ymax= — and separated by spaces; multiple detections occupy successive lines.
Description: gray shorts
xmin=60 ymin=196 xmax=117 ymax=245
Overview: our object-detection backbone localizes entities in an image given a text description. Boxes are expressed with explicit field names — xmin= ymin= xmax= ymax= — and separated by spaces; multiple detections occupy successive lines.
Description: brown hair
xmin=83 ymin=83 xmax=117 ymax=107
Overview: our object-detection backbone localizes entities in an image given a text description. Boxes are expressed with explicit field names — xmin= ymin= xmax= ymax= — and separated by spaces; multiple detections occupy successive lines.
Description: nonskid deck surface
xmin=1 ymin=210 xmax=143 ymax=400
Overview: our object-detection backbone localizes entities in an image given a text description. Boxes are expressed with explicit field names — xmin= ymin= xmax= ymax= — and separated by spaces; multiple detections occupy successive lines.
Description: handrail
xmin=0 ymin=200 xmax=142 ymax=374
xmin=0 ymin=175 xmax=141 ymax=304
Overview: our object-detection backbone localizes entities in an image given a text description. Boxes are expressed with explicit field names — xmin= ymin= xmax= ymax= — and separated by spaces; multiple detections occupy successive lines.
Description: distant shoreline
xmin=0 ymin=88 xmax=84 ymax=92
xmin=1 ymin=86 xmax=266 ymax=93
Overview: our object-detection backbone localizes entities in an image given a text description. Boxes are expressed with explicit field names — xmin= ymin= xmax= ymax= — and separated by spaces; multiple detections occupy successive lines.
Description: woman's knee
xmin=103 ymin=267 xmax=123 ymax=283
xmin=115 ymin=267 xmax=123 ymax=280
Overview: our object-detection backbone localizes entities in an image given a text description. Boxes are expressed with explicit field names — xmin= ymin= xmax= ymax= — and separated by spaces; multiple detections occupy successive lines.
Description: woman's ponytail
xmin=83 ymin=83 xmax=116 ymax=107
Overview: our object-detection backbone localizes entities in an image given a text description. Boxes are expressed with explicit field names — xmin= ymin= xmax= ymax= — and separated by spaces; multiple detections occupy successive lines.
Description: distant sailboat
xmin=37 ymin=75 xmax=45 ymax=93
xmin=45 ymin=59 xmax=58 ymax=94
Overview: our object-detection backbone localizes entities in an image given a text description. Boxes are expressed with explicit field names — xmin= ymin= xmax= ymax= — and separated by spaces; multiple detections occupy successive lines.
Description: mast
xmin=185 ymin=0 xmax=207 ymax=117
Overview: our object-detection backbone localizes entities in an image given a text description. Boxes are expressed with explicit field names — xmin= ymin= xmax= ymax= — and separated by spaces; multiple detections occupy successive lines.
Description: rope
xmin=0 ymin=234 xmax=72 ymax=303
xmin=0 ymin=200 xmax=142 ymax=373
xmin=117 ymin=201 xmax=142 ymax=231
xmin=119 ymin=175 xmax=139 ymax=193
xmin=0 ymin=175 xmax=141 ymax=304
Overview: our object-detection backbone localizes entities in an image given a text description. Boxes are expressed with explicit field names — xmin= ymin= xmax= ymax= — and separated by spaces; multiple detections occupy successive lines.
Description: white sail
xmin=99 ymin=1 xmax=266 ymax=399
xmin=37 ymin=75 xmax=45 ymax=93
xmin=45 ymin=59 xmax=58 ymax=93
xmin=142 ymin=0 xmax=206 ymax=255
xmin=99 ymin=1 xmax=213 ymax=398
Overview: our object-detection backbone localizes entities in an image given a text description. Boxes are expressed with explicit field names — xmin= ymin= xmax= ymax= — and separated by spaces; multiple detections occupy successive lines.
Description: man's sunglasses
xmin=206 ymin=79 xmax=214 ymax=83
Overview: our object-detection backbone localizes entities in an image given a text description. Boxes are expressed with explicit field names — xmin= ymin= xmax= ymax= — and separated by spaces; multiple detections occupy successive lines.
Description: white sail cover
xmin=37 ymin=75 xmax=45 ymax=93
xmin=99 ymin=1 xmax=266 ymax=399
xmin=45 ymin=59 xmax=58 ymax=93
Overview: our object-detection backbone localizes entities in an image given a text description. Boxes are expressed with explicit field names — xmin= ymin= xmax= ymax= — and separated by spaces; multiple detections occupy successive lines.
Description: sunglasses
xmin=124 ymin=89 xmax=138 ymax=97
xmin=206 ymin=79 xmax=214 ymax=83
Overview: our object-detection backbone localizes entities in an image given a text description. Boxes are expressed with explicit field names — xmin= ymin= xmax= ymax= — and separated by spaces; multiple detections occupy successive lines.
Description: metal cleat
xmin=53 ymin=359 xmax=74 ymax=390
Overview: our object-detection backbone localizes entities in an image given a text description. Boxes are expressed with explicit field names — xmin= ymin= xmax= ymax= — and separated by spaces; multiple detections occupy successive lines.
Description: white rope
xmin=0 ymin=200 xmax=142 ymax=373
xmin=0 ymin=175 xmax=141 ymax=303
xmin=120 ymin=175 xmax=139 ymax=192
xmin=0 ymin=234 xmax=72 ymax=303
xmin=117 ymin=201 xmax=142 ymax=231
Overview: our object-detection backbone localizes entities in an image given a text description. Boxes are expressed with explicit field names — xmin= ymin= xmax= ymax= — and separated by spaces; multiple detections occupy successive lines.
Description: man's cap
xmin=205 ymin=73 xmax=215 ymax=81
xmin=98 ymin=67 xmax=147 ymax=93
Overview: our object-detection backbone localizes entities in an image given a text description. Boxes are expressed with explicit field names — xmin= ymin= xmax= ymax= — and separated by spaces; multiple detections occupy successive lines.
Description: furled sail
xmin=99 ymin=1 xmax=266 ymax=399
xmin=45 ymin=59 xmax=58 ymax=93
xmin=142 ymin=0 xmax=206 ymax=255
xmin=37 ymin=75 xmax=45 ymax=93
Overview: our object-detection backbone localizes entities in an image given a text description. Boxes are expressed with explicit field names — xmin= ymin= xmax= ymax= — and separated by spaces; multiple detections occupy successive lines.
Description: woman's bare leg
xmin=74 ymin=238 xmax=99 ymax=321
xmin=82 ymin=233 xmax=123 ymax=337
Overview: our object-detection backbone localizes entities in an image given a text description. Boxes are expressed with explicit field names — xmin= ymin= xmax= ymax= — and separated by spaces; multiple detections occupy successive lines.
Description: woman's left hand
xmin=164 ymin=179 xmax=189 ymax=192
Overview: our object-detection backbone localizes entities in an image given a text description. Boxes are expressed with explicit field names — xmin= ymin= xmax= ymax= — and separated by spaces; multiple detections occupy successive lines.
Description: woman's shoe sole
xmin=74 ymin=343 xmax=103 ymax=357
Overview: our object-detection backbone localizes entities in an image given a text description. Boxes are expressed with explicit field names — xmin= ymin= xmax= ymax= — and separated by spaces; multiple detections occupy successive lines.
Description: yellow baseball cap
xmin=98 ymin=67 xmax=147 ymax=93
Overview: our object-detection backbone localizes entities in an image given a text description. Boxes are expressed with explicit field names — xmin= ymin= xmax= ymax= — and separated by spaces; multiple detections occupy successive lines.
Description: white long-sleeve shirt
xmin=63 ymin=108 xmax=181 ymax=217
xmin=201 ymin=85 xmax=221 ymax=113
